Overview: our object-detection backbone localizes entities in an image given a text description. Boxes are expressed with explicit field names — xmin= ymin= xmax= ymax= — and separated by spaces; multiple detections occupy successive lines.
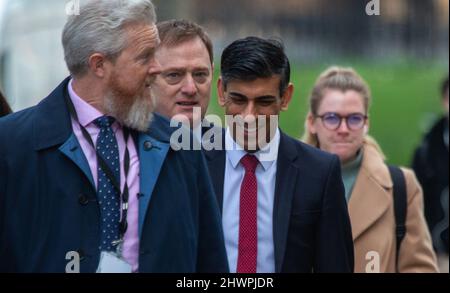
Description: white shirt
xmin=222 ymin=127 xmax=280 ymax=273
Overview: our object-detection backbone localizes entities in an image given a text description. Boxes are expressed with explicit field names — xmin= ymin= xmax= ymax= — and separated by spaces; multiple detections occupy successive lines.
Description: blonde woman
xmin=303 ymin=66 xmax=438 ymax=273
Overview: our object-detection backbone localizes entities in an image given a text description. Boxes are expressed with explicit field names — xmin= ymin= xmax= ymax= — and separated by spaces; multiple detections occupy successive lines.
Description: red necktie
xmin=237 ymin=154 xmax=259 ymax=273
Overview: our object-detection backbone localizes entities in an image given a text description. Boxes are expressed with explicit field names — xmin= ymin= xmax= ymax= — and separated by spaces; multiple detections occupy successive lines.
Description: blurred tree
xmin=153 ymin=0 xmax=195 ymax=21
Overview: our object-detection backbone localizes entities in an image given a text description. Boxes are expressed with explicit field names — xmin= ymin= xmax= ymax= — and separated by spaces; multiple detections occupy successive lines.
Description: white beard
xmin=103 ymin=89 xmax=154 ymax=132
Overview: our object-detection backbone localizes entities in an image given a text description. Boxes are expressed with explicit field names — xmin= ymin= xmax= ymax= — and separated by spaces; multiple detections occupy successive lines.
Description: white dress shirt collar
xmin=225 ymin=127 xmax=280 ymax=171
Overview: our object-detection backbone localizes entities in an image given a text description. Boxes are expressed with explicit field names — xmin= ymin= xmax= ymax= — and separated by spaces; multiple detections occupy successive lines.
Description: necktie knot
xmin=95 ymin=116 xmax=115 ymax=129
xmin=241 ymin=154 xmax=259 ymax=173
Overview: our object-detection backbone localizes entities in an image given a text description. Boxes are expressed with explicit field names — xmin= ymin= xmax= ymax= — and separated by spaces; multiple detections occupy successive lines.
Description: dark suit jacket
xmin=204 ymin=130 xmax=354 ymax=272
xmin=0 ymin=78 xmax=228 ymax=273
xmin=412 ymin=117 xmax=449 ymax=254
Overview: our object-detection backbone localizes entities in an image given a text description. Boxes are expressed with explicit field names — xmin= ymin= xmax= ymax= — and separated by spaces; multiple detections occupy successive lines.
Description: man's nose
xmin=181 ymin=74 xmax=197 ymax=96
xmin=241 ymin=103 xmax=259 ymax=126
xmin=242 ymin=102 xmax=258 ymax=117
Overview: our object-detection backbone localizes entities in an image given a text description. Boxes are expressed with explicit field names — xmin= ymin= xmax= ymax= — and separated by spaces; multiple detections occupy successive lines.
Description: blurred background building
xmin=0 ymin=0 xmax=448 ymax=110
xmin=155 ymin=0 xmax=449 ymax=62
xmin=0 ymin=0 xmax=448 ymax=167
xmin=0 ymin=0 xmax=68 ymax=110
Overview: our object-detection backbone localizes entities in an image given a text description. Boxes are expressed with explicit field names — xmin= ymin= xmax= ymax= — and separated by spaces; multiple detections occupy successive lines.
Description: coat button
xmin=144 ymin=141 xmax=153 ymax=151
xmin=78 ymin=194 xmax=89 ymax=205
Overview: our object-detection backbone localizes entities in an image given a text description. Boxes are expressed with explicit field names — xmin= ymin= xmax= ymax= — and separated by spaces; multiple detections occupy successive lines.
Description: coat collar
xmin=33 ymin=77 xmax=74 ymax=151
xmin=145 ymin=113 xmax=173 ymax=143
xmin=348 ymin=142 xmax=393 ymax=240
xmin=32 ymin=77 xmax=173 ymax=150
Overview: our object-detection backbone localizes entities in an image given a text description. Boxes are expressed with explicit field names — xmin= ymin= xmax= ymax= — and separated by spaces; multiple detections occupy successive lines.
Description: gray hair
xmin=62 ymin=0 xmax=157 ymax=77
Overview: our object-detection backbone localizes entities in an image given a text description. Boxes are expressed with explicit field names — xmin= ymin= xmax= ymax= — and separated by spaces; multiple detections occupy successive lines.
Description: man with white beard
xmin=0 ymin=0 xmax=228 ymax=273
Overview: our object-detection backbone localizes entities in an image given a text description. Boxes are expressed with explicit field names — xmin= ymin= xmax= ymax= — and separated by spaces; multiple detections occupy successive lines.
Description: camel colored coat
xmin=348 ymin=144 xmax=438 ymax=273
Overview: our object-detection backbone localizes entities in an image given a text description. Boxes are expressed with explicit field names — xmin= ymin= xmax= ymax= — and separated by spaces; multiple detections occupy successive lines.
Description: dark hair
xmin=157 ymin=19 xmax=213 ymax=64
xmin=441 ymin=75 xmax=449 ymax=99
xmin=0 ymin=89 xmax=12 ymax=117
xmin=220 ymin=36 xmax=291 ymax=96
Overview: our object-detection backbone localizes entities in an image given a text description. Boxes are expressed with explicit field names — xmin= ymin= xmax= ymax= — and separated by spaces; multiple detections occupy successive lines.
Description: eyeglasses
xmin=315 ymin=112 xmax=368 ymax=131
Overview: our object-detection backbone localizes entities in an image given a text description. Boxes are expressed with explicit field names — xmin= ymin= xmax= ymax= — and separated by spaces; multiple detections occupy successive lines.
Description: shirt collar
xmin=342 ymin=149 xmax=364 ymax=174
xmin=225 ymin=127 xmax=280 ymax=171
xmin=68 ymin=79 xmax=105 ymax=128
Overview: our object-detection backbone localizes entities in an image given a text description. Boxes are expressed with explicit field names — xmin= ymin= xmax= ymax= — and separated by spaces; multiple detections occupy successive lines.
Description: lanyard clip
xmin=112 ymin=238 xmax=124 ymax=257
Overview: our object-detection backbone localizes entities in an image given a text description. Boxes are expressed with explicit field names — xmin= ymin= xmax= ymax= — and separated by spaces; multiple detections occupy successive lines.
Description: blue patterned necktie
xmin=94 ymin=116 xmax=121 ymax=251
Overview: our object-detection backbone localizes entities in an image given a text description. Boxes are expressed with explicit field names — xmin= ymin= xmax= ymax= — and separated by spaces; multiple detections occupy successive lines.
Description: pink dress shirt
xmin=68 ymin=79 xmax=140 ymax=272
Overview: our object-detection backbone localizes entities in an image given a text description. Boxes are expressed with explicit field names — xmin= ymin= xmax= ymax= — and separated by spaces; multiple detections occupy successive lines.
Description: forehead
xmin=155 ymin=37 xmax=211 ymax=68
xmin=318 ymin=89 xmax=365 ymax=114
xmin=225 ymin=76 xmax=281 ymax=98
xmin=125 ymin=23 xmax=160 ymax=49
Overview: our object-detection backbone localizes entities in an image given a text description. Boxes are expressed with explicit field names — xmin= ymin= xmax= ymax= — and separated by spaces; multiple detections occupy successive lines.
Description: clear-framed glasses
xmin=316 ymin=112 xmax=368 ymax=131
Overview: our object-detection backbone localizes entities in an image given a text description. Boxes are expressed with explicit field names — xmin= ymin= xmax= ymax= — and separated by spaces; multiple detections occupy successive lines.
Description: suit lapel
xmin=137 ymin=116 xmax=171 ymax=238
xmin=348 ymin=145 xmax=392 ymax=241
xmin=59 ymin=134 xmax=95 ymax=187
xmin=273 ymin=132 xmax=298 ymax=273
xmin=33 ymin=77 xmax=95 ymax=188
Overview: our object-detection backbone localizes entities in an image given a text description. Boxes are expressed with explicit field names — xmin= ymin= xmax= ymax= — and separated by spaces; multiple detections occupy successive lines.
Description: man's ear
xmin=88 ymin=53 xmax=108 ymax=78
xmin=217 ymin=77 xmax=226 ymax=107
xmin=280 ymin=83 xmax=294 ymax=111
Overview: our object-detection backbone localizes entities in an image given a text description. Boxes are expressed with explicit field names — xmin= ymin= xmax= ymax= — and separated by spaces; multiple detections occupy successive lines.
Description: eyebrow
xmin=162 ymin=67 xmax=186 ymax=73
xmin=192 ymin=66 xmax=211 ymax=71
xmin=136 ymin=47 xmax=155 ymax=59
xmin=255 ymin=95 xmax=277 ymax=101
xmin=229 ymin=92 xmax=248 ymax=99
xmin=163 ymin=66 xmax=211 ymax=72
xmin=229 ymin=92 xmax=277 ymax=100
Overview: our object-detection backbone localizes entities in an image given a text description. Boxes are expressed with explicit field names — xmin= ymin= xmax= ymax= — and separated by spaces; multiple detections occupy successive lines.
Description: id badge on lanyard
xmin=96 ymin=240 xmax=133 ymax=273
